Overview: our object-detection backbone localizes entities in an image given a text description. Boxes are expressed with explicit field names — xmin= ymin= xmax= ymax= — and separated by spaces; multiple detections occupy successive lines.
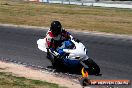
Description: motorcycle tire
xmin=83 ymin=58 xmax=100 ymax=75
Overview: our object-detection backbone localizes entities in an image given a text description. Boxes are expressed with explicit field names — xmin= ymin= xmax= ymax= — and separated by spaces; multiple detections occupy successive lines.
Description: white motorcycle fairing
xmin=37 ymin=38 xmax=89 ymax=61
xmin=63 ymin=39 xmax=88 ymax=61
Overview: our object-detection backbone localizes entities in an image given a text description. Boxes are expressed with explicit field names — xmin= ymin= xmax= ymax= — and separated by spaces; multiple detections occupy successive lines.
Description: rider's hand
xmin=73 ymin=38 xmax=80 ymax=43
xmin=75 ymin=39 xmax=80 ymax=43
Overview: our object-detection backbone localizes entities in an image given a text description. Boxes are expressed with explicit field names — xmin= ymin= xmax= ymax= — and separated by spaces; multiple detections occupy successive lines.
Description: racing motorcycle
xmin=37 ymin=35 xmax=100 ymax=75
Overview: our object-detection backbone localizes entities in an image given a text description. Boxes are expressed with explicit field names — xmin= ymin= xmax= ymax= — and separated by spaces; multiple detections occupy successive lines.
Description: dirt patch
xmin=0 ymin=61 xmax=82 ymax=88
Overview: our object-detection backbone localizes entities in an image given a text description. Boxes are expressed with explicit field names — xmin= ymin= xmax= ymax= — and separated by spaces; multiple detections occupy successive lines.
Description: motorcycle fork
xmin=80 ymin=61 xmax=89 ymax=69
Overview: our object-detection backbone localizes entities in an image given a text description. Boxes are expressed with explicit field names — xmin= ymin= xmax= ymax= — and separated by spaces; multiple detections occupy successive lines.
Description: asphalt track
xmin=0 ymin=25 xmax=132 ymax=81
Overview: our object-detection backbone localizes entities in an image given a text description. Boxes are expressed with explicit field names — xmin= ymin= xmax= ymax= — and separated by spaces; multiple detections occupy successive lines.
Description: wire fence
xmin=29 ymin=0 xmax=97 ymax=3
xmin=31 ymin=0 xmax=132 ymax=3
xmin=34 ymin=0 xmax=99 ymax=6
xmin=27 ymin=0 xmax=132 ymax=8
xmin=27 ymin=0 xmax=132 ymax=4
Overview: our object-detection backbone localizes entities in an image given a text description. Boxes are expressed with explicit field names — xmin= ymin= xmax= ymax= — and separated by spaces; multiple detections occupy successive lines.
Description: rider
xmin=45 ymin=21 xmax=71 ymax=57
xmin=45 ymin=21 xmax=91 ymax=72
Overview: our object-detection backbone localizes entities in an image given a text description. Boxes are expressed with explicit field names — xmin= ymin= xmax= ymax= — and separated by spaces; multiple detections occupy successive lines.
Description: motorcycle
xmin=37 ymin=35 xmax=100 ymax=75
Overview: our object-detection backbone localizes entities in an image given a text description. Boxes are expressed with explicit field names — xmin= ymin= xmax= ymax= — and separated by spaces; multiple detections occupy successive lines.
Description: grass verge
xmin=0 ymin=72 xmax=66 ymax=88
xmin=0 ymin=0 xmax=132 ymax=35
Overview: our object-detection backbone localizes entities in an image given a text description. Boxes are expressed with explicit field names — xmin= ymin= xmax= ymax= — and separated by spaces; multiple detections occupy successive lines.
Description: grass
xmin=0 ymin=0 xmax=132 ymax=35
xmin=0 ymin=72 xmax=66 ymax=88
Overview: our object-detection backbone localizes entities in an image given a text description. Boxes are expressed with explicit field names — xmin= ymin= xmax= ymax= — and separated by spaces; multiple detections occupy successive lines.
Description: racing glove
xmin=56 ymin=49 xmax=65 ymax=59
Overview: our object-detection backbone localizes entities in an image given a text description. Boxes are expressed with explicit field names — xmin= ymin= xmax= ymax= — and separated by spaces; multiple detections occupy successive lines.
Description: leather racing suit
xmin=45 ymin=29 xmax=71 ymax=56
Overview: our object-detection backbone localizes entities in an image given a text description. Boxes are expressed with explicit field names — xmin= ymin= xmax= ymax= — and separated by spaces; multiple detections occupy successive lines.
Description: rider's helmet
xmin=50 ymin=21 xmax=62 ymax=36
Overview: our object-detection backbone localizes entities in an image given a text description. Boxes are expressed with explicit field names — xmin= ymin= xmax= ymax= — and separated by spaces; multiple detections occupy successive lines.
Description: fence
xmin=28 ymin=0 xmax=132 ymax=9
xmin=28 ymin=0 xmax=97 ymax=3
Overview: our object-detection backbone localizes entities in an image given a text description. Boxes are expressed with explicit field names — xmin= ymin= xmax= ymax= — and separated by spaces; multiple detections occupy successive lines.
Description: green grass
xmin=0 ymin=0 xmax=132 ymax=35
xmin=0 ymin=72 xmax=66 ymax=88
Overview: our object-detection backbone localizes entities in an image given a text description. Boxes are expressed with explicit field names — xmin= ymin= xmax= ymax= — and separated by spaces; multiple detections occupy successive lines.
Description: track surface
xmin=0 ymin=26 xmax=132 ymax=80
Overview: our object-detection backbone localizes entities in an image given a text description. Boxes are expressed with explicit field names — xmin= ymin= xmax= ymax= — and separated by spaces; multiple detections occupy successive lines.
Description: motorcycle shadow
xmin=47 ymin=65 xmax=82 ymax=74
xmin=47 ymin=65 xmax=102 ymax=76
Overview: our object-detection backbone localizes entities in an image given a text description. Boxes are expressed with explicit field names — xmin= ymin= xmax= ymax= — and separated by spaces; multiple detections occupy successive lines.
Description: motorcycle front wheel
xmin=83 ymin=58 xmax=100 ymax=75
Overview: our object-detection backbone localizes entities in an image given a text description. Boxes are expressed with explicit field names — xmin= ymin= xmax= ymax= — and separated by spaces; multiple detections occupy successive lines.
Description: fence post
xmin=61 ymin=0 xmax=64 ymax=4
xmin=69 ymin=0 xmax=70 ymax=5
xmin=81 ymin=0 xmax=84 ymax=6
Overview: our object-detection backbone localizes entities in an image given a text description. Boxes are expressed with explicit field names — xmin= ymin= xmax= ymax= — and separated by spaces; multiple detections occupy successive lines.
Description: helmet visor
xmin=52 ymin=28 xmax=61 ymax=35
